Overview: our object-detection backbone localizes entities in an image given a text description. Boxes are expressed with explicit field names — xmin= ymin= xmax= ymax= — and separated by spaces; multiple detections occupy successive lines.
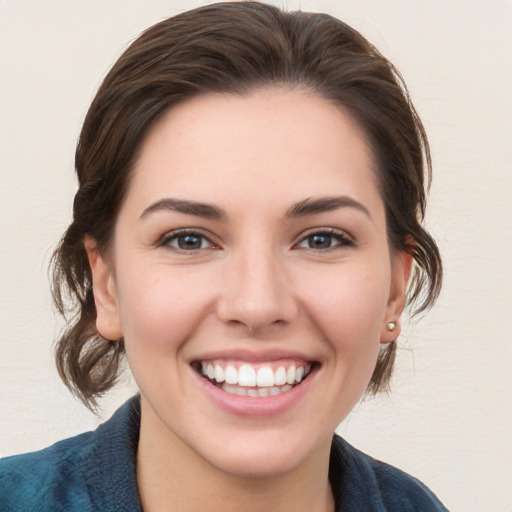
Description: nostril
xmin=217 ymin=299 xmax=298 ymax=333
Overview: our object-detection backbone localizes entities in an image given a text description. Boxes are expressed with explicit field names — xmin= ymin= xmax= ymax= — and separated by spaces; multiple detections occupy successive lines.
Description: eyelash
xmin=294 ymin=228 xmax=355 ymax=251
xmin=157 ymin=227 xmax=355 ymax=253
xmin=157 ymin=229 xmax=218 ymax=252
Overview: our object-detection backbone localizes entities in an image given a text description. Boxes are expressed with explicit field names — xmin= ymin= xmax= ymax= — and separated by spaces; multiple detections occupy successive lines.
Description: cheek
xmin=302 ymin=264 xmax=389 ymax=332
xmin=115 ymin=265 xmax=215 ymax=353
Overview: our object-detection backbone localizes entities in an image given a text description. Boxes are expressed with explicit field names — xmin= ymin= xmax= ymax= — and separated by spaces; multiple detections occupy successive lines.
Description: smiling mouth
xmin=192 ymin=360 xmax=316 ymax=397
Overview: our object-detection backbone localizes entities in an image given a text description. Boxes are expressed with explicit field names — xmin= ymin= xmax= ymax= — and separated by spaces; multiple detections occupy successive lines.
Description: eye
xmin=159 ymin=230 xmax=217 ymax=252
xmin=296 ymin=229 xmax=354 ymax=250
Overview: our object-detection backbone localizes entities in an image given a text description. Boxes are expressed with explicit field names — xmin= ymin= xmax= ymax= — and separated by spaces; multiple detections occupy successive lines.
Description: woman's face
xmin=89 ymin=89 xmax=410 ymax=478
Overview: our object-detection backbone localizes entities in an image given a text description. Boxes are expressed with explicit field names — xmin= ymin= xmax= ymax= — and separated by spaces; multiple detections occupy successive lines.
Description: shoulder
xmin=0 ymin=396 xmax=142 ymax=512
xmin=0 ymin=430 xmax=99 ymax=512
xmin=367 ymin=455 xmax=449 ymax=511
xmin=330 ymin=435 xmax=449 ymax=511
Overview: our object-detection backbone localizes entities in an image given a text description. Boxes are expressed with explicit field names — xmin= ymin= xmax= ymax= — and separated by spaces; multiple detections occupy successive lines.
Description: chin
xmin=195 ymin=427 xmax=329 ymax=479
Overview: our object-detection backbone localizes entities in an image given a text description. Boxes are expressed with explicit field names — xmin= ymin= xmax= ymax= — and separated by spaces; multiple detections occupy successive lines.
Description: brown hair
xmin=52 ymin=1 xmax=442 ymax=409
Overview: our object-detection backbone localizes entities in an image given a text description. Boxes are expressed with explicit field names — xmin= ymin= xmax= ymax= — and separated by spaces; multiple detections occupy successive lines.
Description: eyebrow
xmin=140 ymin=195 xmax=370 ymax=221
xmin=140 ymin=198 xmax=226 ymax=219
xmin=285 ymin=196 xmax=371 ymax=219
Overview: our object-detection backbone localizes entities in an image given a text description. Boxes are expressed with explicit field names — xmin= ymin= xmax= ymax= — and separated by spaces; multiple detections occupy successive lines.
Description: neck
xmin=136 ymin=400 xmax=334 ymax=512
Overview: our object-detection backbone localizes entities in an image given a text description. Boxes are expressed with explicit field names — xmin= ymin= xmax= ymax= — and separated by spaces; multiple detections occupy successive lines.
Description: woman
xmin=0 ymin=2 xmax=446 ymax=511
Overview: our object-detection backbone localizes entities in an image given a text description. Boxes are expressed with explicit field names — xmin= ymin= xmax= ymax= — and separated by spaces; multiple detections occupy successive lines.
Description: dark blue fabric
xmin=0 ymin=397 xmax=142 ymax=512
xmin=0 ymin=396 xmax=448 ymax=511
xmin=329 ymin=436 xmax=449 ymax=511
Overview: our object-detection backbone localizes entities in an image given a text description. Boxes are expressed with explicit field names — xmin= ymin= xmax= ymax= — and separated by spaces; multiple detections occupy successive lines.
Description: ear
xmin=84 ymin=236 xmax=123 ymax=341
xmin=380 ymin=249 xmax=413 ymax=343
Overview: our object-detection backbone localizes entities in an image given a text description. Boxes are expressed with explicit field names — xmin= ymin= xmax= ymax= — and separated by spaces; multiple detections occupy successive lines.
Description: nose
xmin=216 ymin=247 xmax=298 ymax=333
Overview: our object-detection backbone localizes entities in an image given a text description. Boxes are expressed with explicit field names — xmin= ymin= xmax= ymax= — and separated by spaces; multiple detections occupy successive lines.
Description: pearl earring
xmin=386 ymin=321 xmax=396 ymax=331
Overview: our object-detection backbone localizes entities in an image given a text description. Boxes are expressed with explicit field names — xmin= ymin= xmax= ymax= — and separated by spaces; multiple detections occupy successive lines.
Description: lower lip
xmin=193 ymin=368 xmax=317 ymax=418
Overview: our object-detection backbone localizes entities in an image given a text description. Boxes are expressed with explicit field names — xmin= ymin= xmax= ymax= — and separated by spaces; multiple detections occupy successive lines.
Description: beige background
xmin=1 ymin=1 xmax=511 ymax=510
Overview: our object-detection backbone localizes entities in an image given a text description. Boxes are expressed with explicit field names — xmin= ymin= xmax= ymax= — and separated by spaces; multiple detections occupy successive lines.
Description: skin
xmin=86 ymin=89 xmax=411 ymax=512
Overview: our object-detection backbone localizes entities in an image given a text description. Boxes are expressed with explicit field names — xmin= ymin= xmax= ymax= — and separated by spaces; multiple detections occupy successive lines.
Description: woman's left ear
xmin=381 ymin=249 xmax=413 ymax=343
xmin=84 ymin=236 xmax=123 ymax=341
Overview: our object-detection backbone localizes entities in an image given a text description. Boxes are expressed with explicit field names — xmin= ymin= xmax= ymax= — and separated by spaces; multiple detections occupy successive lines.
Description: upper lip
xmin=189 ymin=348 xmax=317 ymax=365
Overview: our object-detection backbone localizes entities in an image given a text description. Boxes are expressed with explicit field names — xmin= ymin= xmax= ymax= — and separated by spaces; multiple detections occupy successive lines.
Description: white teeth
xmin=235 ymin=387 xmax=247 ymax=396
xmin=274 ymin=366 xmax=287 ymax=385
xmin=286 ymin=366 xmax=296 ymax=385
xmin=214 ymin=365 xmax=225 ymax=383
xmin=257 ymin=387 xmax=269 ymax=397
xmin=222 ymin=384 xmax=237 ymax=394
xmin=220 ymin=382 xmax=294 ymax=397
xmin=256 ymin=367 xmax=274 ymax=387
xmin=238 ymin=364 xmax=256 ymax=387
xmin=225 ymin=365 xmax=238 ymax=384
xmin=199 ymin=361 xmax=312 ymax=389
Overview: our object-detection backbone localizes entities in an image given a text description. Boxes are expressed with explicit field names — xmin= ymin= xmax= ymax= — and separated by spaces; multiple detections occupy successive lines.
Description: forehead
xmin=126 ymin=89 xmax=382 ymax=218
